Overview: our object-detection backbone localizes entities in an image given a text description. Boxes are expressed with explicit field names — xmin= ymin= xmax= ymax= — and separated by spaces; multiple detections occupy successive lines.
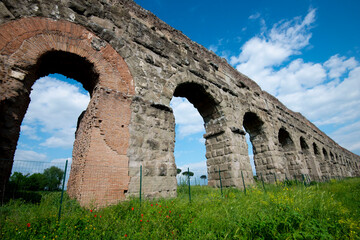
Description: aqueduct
xmin=0 ymin=0 xmax=359 ymax=206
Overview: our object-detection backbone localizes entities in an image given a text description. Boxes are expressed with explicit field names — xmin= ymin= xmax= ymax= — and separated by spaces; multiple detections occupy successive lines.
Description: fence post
xmin=301 ymin=174 xmax=306 ymax=187
xmin=188 ymin=168 xmax=191 ymax=203
xmin=293 ymin=175 xmax=298 ymax=185
xmin=58 ymin=159 xmax=68 ymax=222
xmin=274 ymin=172 xmax=278 ymax=185
xmin=241 ymin=171 xmax=246 ymax=195
xmin=260 ymin=173 xmax=266 ymax=193
xmin=139 ymin=165 xmax=142 ymax=207
xmin=218 ymin=167 xmax=223 ymax=197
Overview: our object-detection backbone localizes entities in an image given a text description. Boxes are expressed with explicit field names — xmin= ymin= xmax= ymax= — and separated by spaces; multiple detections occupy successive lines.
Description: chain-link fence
xmin=1 ymin=159 xmax=345 ymax=210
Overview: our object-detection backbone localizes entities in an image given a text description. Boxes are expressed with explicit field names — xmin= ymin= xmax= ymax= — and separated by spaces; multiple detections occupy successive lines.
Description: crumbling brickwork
xmin=0 ymin=0 xmax=359 ymax=206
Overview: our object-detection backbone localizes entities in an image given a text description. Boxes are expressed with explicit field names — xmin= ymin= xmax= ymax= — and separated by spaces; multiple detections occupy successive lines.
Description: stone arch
xmin=171 ymin=81 xmax=227 ymax=188
xmin=0 ymin=17 xmax=135 ymax=206
xmin=242 ymin=112 xmax=269 ymax=180
xmin=313 ymin=142 xmax=320 ymax=156
xmin=278 ymin=128 xmax=295 ymax=152
xmin=300 ymin=137 xmax=321 ymax=180
xmin=173 ymin=82 xmax=222 ymax=124
xmin=321 ymin=148 xmax=330 ymax=178
xmin=329 ymin=151 xmax=338 ymax=177
xmin=278 ymin=127 xmax=300 ymax=179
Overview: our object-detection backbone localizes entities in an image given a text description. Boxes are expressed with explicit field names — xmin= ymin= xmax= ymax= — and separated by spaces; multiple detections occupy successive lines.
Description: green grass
xmin=1 ymin=178 xmax=359 ymax=239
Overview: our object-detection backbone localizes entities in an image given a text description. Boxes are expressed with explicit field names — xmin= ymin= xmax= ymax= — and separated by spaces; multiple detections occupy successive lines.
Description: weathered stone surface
xmin=0 ymin=0 xmax=359 ymax=207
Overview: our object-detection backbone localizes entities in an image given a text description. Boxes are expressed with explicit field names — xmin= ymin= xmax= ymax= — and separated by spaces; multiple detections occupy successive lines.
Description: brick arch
xmin=0 ymin=17 xmax=134 ymax=95
xmin=0 ymin=17 xmax=135 ymax=206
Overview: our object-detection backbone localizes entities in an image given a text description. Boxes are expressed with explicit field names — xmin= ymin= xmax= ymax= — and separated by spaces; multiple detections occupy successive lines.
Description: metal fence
xmin=1 ymin=159 xmax=346 ymax=220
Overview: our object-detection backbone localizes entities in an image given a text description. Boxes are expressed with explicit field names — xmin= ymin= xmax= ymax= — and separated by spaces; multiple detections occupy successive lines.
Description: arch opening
xmin=14 ymin=73 xmax=90 ymax=169
xmin=171 ymin=82 xmax=222 ymax=187
xmin=243 ymin=112 xmax=266 ymax=177
xmin=300 ymin=137 xmax=309 ymax=152
xmin=300 ymin=137 xmax=321 ymax=180
xmin=323 ymin=148 xmax=329 ymax=161
xmin=278 ymin=128 xmax=295 ymax=152
xmin=313 ymin=143 xmax=320 ymax=155
xmin=2 ymin=49 xmax=100 ymax=203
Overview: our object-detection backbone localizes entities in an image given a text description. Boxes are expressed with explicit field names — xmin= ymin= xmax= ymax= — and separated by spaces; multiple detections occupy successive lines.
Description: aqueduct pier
xmin=0 ymin=0 xmax=359 ymax=206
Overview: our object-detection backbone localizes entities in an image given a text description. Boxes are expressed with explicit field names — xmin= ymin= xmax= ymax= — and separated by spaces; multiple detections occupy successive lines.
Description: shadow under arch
xmin=30 ymin=50 xmax=99 ymax=95
xmin=321 ymin=148 xmax=330 ymax=178
xmin=300 ymin=137 xmax=321 ymax=180
xmin=173 ymin=82 xmax=221 ymax=124
xmin=278 ymin=127 xmax=301 ymax=179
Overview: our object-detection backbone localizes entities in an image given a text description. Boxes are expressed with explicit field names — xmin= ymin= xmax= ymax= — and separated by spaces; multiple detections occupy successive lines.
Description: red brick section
xmin=0 ymin=17 xmax=135 ymax=207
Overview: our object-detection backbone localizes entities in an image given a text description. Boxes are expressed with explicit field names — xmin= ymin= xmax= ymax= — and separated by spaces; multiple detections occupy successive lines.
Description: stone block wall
xmin=0 ymin=0 xmax=359 ymax=206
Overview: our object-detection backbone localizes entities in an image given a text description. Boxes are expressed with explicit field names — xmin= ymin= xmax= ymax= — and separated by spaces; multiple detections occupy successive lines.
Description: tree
xmin=177 ymin=168 xmax=182 ymax=175
xmin=182 ymin=171 xmax=194 ymax=177
xmin=26 ymin=173 xmax=47 ymax=191
xmin=9 ymin=172 xmax=28 ymax=189
xmin=43 ymin=166 xmax=64 ymax=191
xmin=200 ymin=175 xmax=207 ymax=185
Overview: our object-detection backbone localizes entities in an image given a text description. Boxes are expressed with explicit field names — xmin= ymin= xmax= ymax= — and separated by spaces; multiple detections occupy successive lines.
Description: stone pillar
xmin=127 ymin=98 xmax=177 ymax=199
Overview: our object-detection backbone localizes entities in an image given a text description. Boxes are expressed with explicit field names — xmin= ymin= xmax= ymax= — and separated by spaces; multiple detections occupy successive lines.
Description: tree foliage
xmin=182 ymin=171 xmax=194 ymax=177
xmin=43 ymin=166 xmax=64 ymax=191
xmin=177 ymin=168 xmax=182 ymax=175
xmin=9 ymin=166 xmax=64 ymax=191
xmin=200 ymin=175 xmax=207 ymax=180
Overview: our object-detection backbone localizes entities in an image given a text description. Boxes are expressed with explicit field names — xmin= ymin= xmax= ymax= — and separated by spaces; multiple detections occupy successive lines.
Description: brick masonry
xmin=0 ymin=0 xmax=359 ymax=207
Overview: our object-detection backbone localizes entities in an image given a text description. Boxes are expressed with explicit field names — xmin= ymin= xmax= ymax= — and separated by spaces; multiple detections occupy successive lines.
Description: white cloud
xmin=231 ymin=9 xmax=315 ymax=71
xmin=14 ymin=150 xmax=47 ymax=161
xmin=177 ymin=160 xmax=207 ymax=178
xmin=170 ymin=97 xmax=205 ymax=138
xmin=20 ymin=125 xmax=40 ymax=140
xmin=324 ymin=54 xmax=358 ymax=79
xmin=249 ymin=12 xmax=261 ymax=20
xmin=40 ymin=127 xmax=76 ymax=148
xmin=330 ymin=121 xmax=360 ymax=154
xmin=22 ymin=76 xmax=90 ymax=148
xmin=229 ymin=8 xmax=360 ymax=154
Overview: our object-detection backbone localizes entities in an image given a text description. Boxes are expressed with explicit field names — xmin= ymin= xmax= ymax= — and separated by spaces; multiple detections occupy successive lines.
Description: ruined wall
xmin=0 ymin=0 xmax=359 ymax=206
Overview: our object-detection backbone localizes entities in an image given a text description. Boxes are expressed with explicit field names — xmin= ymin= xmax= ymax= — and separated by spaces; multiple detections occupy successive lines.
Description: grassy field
xmin=1 ymin=178 xmax=359 ymax=239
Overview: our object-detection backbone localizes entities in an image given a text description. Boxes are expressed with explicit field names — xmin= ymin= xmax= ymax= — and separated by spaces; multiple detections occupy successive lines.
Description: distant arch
xmin=300 ymin=136 xmax=309 ymax=151
xmin=323 ymin=148 xmax=329 ymax=161
xmin=313 ymin=142 xmax=320 ymax=155
xmin=243 ymin=112 xmax=266 ymax=177
xmin=278 ymin=128 xmax=295 ymax=151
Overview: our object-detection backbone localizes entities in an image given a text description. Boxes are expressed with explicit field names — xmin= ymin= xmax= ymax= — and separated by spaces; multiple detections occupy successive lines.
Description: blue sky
xmin=14 ymin=0 xmax=360 ymax=179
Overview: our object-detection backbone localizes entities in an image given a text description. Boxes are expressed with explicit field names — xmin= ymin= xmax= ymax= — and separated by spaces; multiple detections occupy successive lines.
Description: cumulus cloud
xmin=20 ymin=125 xmax=40 ymax=140
xmin=330 ymin=121 xmax=360 ymax=154
xmin=229 ymin=8 xmax=360 ymax=154
xmin=324 ymin=55 xmax=358 ymax=79
xmin=177 ymin=160 xmax=207 ymax=178
xmin=14 ymin=150 xmax=47 ymax=161
xmin=23 ymin=76 xmax=90 ymax=148
xmin=248 ymin=12 xmax=261 ymax=20
xmin=170 ymin=97 xmax=205 ymax=138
